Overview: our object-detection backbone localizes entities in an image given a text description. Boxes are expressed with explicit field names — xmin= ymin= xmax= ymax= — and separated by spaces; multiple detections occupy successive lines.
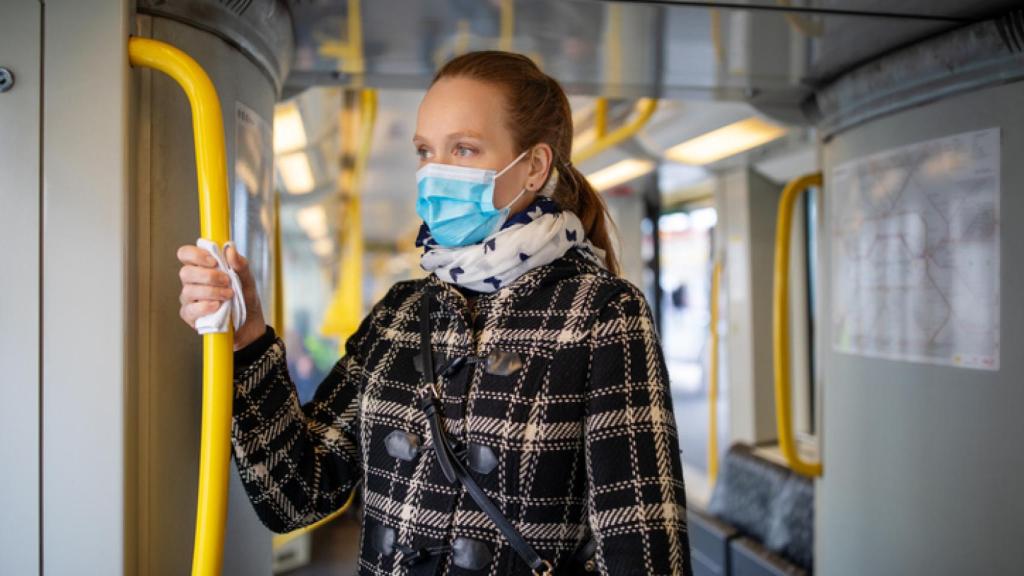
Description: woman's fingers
xmin=177 ymin=244 xmax=217 ymax=267
xmin=179 ymin=264 xmax=230 ymax=287
xmin=180 ymin=283 xmax=235 ymax=305
xmin=177 ymin=243 xmax=266 ymax=339
xmin=179 ymin=300 xmax=222 ymax=328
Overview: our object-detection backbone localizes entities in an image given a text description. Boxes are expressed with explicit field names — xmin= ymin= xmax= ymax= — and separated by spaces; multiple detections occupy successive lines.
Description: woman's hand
xmin=176 ymin=243 xmax=267 ymax=351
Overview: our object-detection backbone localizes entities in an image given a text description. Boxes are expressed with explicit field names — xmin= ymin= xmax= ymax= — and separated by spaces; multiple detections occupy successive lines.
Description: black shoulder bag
xmin=418 ymin=289 xmax=597 ymax=575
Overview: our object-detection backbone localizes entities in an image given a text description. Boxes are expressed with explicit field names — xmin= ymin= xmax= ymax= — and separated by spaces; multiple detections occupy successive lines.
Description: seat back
xmin=706 ymin=444 xmax=814 ymax=571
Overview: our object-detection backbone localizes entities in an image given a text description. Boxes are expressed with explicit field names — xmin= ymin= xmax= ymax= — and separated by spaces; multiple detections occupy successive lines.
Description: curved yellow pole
xmin=773 ymin=172 xmax=823 ymax=478
xmin=708 ymin=260 xmax=722 ymax=484
xmin=571 ymin=98 xmax=658 ymax=164
xmin=128 ymin=37 xmax=233 ymax=575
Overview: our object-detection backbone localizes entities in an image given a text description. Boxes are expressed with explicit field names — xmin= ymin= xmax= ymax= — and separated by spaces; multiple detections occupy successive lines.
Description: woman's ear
xmin=526 ymin=143 xmax=554 ymax=191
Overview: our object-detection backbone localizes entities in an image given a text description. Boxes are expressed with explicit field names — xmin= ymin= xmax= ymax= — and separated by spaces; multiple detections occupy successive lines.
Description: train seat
xmin=689 ymin=444 xmax=814 ymax=576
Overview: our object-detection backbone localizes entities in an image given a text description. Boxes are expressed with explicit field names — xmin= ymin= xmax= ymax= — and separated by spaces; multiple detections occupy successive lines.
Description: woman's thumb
xmin=226 ymin=244 xmax=248 ymax=274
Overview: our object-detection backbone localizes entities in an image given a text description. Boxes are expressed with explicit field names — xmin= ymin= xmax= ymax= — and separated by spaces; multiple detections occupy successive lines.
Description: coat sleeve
xmin=230 ymin=312 xmax=374 ymax=533
xmin=584 ymin=286 xmax=693 ymax=576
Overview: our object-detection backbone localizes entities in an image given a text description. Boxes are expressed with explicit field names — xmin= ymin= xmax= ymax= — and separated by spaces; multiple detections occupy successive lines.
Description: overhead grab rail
xmin=772 ymin=172 xmax=823 ymax=478
xmin=571 ymin=97 xmax=658 ymax=164
xmin=128 ymin=37 xmax=233 ymax=575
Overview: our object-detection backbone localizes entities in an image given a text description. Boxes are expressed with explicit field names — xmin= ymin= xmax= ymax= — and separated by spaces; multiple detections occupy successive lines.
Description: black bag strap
xmin=419 ymin=289 xmax=554 ymax=576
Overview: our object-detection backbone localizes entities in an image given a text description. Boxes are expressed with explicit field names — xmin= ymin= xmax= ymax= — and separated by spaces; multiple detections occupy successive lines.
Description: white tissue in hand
xmin=194 ymin=238 xmax=247 ymax=335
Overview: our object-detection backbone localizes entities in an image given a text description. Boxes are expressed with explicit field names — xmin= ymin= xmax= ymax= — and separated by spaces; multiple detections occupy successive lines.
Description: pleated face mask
xmin=416 ymin=150 xmax=529 ymax=247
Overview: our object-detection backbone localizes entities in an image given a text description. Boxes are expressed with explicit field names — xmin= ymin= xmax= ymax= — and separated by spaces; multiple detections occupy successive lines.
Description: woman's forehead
xmin=415 ymin=77 xmax=510 ymax=143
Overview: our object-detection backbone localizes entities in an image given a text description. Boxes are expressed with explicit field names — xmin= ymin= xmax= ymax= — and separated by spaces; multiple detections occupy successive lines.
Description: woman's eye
xmin=454 ymin=145 xmax=475 ymax=158
xmin=416 ymin=147 xmax=432 ymax=160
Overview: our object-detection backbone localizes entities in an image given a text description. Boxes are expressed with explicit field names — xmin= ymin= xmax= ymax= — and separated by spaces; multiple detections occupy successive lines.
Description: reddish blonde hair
xmin=433 ymin=51 xmax=621 ymax=275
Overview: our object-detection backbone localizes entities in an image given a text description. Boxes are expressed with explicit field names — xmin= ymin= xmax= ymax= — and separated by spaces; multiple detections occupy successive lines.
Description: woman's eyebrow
xmin=413 ymin=130 xmax=484 ymax=142
xmin=446 ymin=130 xmax=483 ymax=140
xmin=413 ymin=130 xmax=485 ymax=146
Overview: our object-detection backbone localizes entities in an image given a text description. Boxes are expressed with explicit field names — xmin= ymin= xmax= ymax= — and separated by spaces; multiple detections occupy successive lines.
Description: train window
xmin=787 ymin=181 xmax=819 ymax=446
xmin=803 ymin=185 xmax=819 ymax=436
xmin=649 ymin=203 xmax=724 ymax=477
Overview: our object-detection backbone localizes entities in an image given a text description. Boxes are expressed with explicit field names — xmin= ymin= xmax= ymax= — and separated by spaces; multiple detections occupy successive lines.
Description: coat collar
xmin=423 ymin=246 xmax=607 ymax=325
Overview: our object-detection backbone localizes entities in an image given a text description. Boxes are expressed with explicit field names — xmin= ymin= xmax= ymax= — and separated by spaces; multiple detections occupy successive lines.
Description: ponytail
xmin=552 ymin=159 xmax=621 ymax=275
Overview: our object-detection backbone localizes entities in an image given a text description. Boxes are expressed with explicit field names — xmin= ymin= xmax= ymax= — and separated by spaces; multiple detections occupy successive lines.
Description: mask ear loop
xmin=494 ymin=149 xmax=531 ymax=179
xmin=493 ymin=149 xmax=533 ymax=214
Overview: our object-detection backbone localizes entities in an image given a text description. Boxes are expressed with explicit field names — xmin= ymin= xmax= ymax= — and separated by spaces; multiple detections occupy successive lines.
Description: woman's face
xmin=414 ymin=76 xmax=551 ymax=216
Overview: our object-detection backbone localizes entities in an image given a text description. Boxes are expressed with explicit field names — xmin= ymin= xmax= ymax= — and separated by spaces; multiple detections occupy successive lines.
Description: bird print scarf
xmin=416 ymin=196 xmax=608 ymax=293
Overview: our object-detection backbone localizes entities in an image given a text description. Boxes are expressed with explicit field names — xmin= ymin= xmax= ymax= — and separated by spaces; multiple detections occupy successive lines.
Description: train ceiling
xmin=273 ymin=0 xmax=1021 ymax=253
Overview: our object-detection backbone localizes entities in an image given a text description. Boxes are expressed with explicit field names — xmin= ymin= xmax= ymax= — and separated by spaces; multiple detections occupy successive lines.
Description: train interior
xmin=1 ymin=1 xmax=1022 ymax=575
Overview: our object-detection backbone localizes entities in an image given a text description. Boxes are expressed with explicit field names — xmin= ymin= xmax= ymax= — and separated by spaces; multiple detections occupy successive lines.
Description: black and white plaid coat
xmin=231 ymin=247 xmax=693 ymax=575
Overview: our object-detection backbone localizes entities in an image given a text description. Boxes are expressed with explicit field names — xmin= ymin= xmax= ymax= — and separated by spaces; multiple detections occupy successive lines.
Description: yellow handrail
xmin=321 ymin=88 xmax=377 ymax=348
xmin=271 ymin=489 xmax=358 ymax=549
xmin=772 ymin=172 xmax=823 ymax=478
xmin=571 ymin=98 xmax=658 ymax=164
xmin=129 ymin=37 xmax=233 ymax=576
xmin=708 ymin=260 xmax=722 ymax=484
xmin=272 ymin=192 xmax=285 ymax=334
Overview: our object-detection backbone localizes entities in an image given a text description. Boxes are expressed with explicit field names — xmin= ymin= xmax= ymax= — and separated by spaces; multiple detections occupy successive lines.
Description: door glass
xmin=655 ymin=205 xmax=725 ymax=475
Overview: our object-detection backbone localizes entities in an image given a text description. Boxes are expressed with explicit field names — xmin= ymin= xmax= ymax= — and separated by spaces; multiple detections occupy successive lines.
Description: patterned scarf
xmin=416 ymin=196 xmax=607 ymax=293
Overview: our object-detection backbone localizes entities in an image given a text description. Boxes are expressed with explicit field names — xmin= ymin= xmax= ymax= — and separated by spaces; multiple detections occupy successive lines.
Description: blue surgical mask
xmin=416 ymin=150 xmax=530 ymax=247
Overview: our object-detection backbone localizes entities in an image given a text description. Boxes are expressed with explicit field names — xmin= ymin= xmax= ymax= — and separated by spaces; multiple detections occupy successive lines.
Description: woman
xmin=177 ymin=51 xmax=692 ymax=576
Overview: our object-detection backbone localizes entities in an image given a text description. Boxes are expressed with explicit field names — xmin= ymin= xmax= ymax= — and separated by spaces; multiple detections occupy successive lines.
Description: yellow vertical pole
xmin=499 ymin=0 xmax=514 ymax=51
xmin=607 ymin=3 xmax=622 ymax=89
xmin=708 ymin=260 xmax=722 ymax=484
xmin=128 ymin=36 xmax=233 ymax=576
xmin=594 ymin=98 xmax=608 ymax=139
xmin=273 ymin=191 xmax=285 ymax=334
xmin=322 ymin=88 xmax=377 ymax=353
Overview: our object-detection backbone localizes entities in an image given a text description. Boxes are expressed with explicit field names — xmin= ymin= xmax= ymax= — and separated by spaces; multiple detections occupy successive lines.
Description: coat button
xmin=483 ymin=349 xmax=523 ymax=375
xmin=466 ymin=442 xmax=498 ymax=474
xmin=384 ymin=429 xmax=421 ymax=461
xmin=413 ymin=351 xmax=448 ymax=375
xmin=371 ymin=523 xmax=396 ymax=555
xmin=451 ymin=536 xmax=492 ymax=570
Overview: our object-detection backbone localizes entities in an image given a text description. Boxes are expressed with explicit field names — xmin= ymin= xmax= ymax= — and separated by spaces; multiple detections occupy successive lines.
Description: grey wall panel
xmin=41 ymin=0 xmax=132 ymax=574
xmin=132 ymin=15 xmax=273 ymax=576
xmin=0 ymin=2 xmax=41 ymax=574
xmin=819 ymin=81 xmax=1024 ymax=575
xmin=717 ymin=168 xmax=781 ymax=445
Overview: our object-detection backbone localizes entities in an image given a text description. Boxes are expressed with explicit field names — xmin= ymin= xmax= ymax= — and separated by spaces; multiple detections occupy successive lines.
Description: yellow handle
xmin=571 ymin=98 xmax=658 ymax=164
xmin=129 ymin=36 xmax=233 ymax=576
xmin=708 ymin=260 xmax=722 ymax=484
xmin=772 ymin=172 xmax=823 ymax=478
